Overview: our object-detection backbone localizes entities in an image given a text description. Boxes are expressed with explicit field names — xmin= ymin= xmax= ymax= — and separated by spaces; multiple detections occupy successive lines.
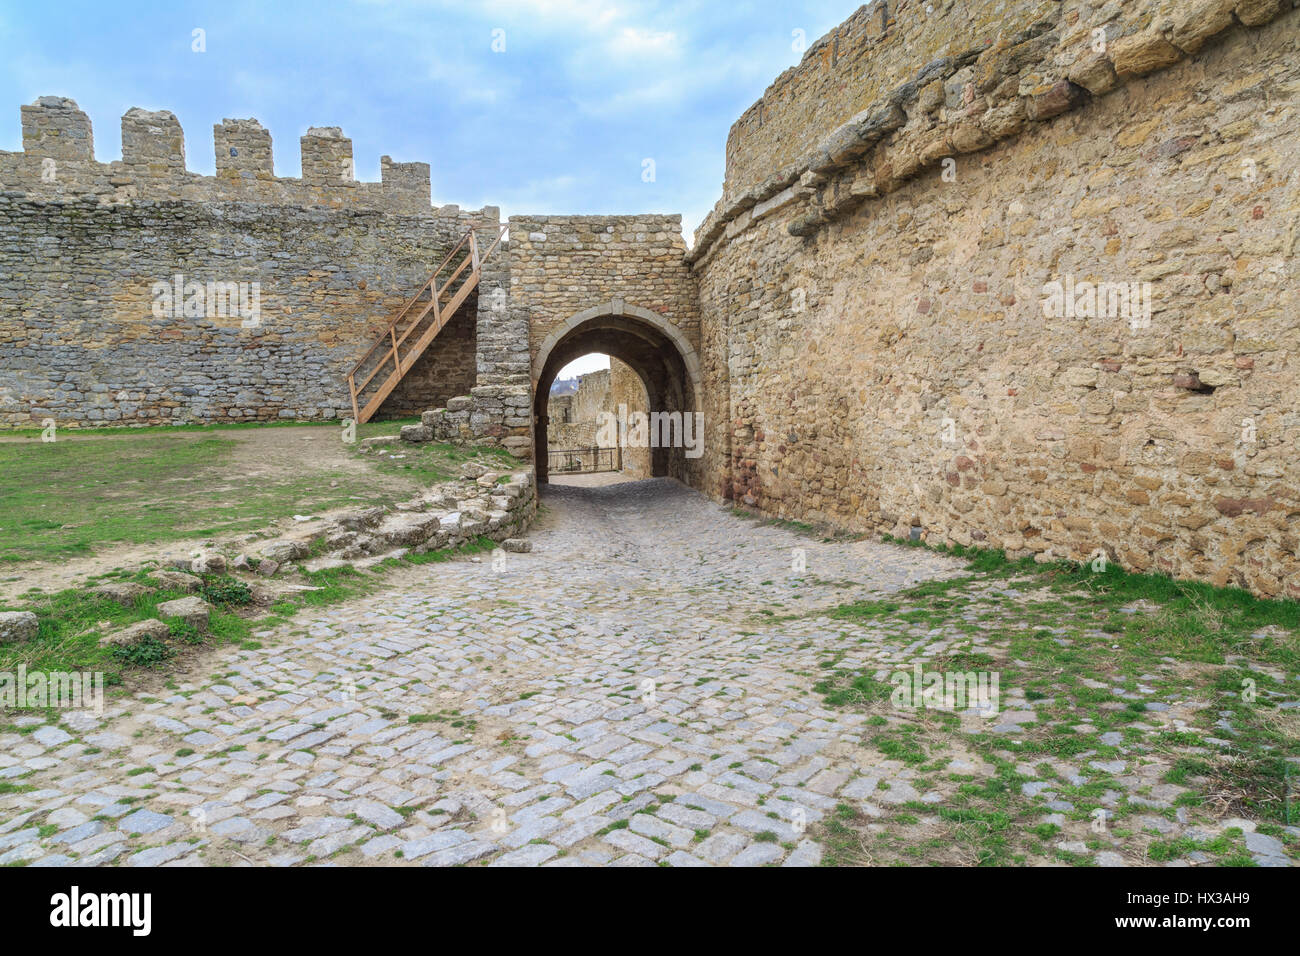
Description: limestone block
xmin=1062 ymin=367 xmax=1099 ymax=388
xmin=148 ymin=570 xmax=202 ymax=593
xmin=157 ymin=596 xmax=211 ymax=631
xmin=101 ymin=619 xmax=169 ymax=649
xmin=1066 ymin=53 xmax=1118 ymax=96
xmin=258 ymin=540 xmax=308 ymax=563
xmin=1170 ymin=0 xmax=1238 ymax=53
xmin=190 ymin=552 xmax=226 ymax=574
xmin=0 ymin=611 xmax=38 ymax=644
xmin=90 ymin=581 xmax=154 ymax=604
xmin=1108 ymin=31 xmax=1183 ymax=78
xmin=1235 ymin=0 xmax=1286 ymax=26
xmin=400 ymin=424 xmax=433 ymax=443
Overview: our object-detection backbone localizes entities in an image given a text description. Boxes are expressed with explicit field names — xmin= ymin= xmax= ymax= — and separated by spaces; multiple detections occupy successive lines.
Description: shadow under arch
xmin=533 ymin=300 xmax=703 ymax=485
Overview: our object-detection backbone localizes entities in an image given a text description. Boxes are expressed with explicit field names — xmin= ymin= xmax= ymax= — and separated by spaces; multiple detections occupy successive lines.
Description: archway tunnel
xmin=533 ymin=309 xmax=700 ymax=486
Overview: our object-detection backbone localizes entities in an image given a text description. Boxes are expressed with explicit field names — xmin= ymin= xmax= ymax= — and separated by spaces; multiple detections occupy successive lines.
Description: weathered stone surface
xmin=378 ymin=513 xmax=442 ymax=546
xmin=1171 ymin=0 xmax=1238 ymax=53
xmin=1108 ymin=30 xmax=1183 ymax=77
xmin=1235 ymin=0 xmax=1286 ymax=27
xmin=1026 ymin=81 xmax=1087 ymax=122
xmin=90 ymin=581 xmax=153 ymax=604
xmin=190 ymin=552 xmax=226 ymax=574
xmin=148 ymin=570 xmax=201 ymax=593
xmin=1066 ymin=53 xmax=1119 ymax=95
xmin=689 ymin=4 xmax=1300 ymax=599
xmin=336 ymin=507 xmax=385 ymax=531
xmin=0 ymin=611 xmax=38 ymax=644
xmin=101 ymin=618 xmax=169 ymax=648
xmin=399 ymin=424 xmax=433 ymax=443
xmin=258 ymin=540 xmax=307 ymax=563
xmin=156 ymin=596 xmax=211 ymax=630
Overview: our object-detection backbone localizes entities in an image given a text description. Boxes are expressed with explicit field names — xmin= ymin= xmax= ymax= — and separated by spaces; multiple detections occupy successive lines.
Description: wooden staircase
xmin=347 ymin=223 xmax=508 ymax=424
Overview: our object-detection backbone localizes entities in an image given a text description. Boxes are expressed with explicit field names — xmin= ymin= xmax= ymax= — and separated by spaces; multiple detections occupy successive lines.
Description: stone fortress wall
xmin=0 ymin=98 xmax=497 ymax=425
xmin=690 ymin=0 xmax=1300 ymax=597
xmin=504 ymin=214 xmax=704 ymax=484
xmin=608 ymin=359 xmax=653 ymax=479
xmin=507 ymin=214 xmax=699 ymax=350
xmin=570 ymin=368 xmax=612 ymax=424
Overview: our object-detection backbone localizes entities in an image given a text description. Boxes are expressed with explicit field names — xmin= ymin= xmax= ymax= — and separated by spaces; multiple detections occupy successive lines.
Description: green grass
xmin=362 ymin=437 xmax=516 ymax=487
xmin=810 ymin=542 xmax=1300 ymax=864
xmin=0 ymin=422 xmax=515 ymax=563
xmin=0 ymin=416 xmax=420 ymax=440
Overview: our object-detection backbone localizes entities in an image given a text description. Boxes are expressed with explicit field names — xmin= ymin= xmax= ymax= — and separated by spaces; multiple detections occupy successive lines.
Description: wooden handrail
xmin=347 ymin=222 xmax=509 ymax=424
xmin=347 ymin=227 xmax=476 ymax=378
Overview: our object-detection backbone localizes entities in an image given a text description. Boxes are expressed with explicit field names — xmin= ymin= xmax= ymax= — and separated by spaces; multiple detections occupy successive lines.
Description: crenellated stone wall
xmin=0 ymin=97 xmax=498 ymax=427
xmin=1 ymin=97 xmax=443 ymax=214
xmin=692 ymin=0 xmax=1300 ymax=597
xmin=2 ymin=0 xmax=1298 ymax=598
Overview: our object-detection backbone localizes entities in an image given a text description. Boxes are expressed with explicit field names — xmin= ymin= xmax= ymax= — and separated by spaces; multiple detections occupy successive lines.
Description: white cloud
xmin=608 ymin=26 xmax=679 ymax=57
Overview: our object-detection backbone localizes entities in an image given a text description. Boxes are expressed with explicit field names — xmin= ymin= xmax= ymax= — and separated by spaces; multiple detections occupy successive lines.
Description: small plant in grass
xmin=110 ymin=634 xmax=172 ymax=668
xmin=199 ymin=577 xmax=253 ymax=607
xmin=167 ymin=619 xmax=203 ymax=645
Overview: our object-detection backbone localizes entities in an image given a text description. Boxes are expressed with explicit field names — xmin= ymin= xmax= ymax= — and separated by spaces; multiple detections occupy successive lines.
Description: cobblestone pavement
xmin=2 ymin=479 xmax=1295 ymax=867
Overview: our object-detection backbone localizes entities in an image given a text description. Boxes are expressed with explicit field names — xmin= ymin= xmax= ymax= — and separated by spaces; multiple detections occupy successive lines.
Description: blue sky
xmin=0 ymin=0 xmax=860 ymax=244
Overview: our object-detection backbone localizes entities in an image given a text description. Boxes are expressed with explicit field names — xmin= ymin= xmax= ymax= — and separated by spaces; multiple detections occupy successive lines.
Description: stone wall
xmin=0 ymin=97 xmax=496 ymax=427
xmin=541 ymin=363 xmax=651 ymax=478
xmin=692 ymin=0 xmax=1300 ymax=597
xmin=507 ymin=214 xmax=702 ymax=478
xmin=610 ymin=358 xmax=652 ymax=479
xmin=570 ymin=368 xmax=611 ymax=423
xmin=3 ymin=97 xmax=443 ymax=215
xmin=509 ymin=214 xmax=699 ymax=349
xmin=547 ymin=370 xmax=606 ymax=448
xmin=384 ymin=301 xmax=479 ymax=419
xmin=723 ymin=0 xmax=1008 ymax=200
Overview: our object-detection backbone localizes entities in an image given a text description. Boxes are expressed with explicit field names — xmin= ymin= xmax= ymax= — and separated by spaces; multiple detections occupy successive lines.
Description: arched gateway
xmin=532 ymin=300 xmax=703 ymax=485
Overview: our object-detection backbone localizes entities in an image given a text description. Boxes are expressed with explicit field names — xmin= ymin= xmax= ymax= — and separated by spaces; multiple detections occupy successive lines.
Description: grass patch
xmin=0 ymin=424 xmax=513 ymax=563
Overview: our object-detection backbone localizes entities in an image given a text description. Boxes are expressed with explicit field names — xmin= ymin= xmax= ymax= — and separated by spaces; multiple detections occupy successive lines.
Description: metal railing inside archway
xmin=547 ymin=446 xmax=621 ymax=475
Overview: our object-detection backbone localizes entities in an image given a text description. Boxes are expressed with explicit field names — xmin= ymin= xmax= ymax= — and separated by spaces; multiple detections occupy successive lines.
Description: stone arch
xmin=533 ymin=300 xmax=702 ymax=484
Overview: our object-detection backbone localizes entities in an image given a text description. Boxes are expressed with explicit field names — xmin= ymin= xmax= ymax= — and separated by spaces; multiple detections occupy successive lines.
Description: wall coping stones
xmin=686 ymin=0 xmax=1297 ymax=267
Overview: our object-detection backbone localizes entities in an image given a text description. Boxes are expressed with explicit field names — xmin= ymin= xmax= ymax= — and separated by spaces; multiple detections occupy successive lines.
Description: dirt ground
xmin=0 ymin=424 xmax=428 ymax=602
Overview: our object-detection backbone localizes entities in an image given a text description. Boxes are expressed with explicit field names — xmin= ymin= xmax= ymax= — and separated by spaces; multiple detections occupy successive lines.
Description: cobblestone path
xmin=2 ymin=479 xmax=1295 ymax=867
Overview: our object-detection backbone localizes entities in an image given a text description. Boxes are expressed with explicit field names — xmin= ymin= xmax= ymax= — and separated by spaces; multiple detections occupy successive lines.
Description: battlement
xmin=0 ymin=96 xmax=453 ymax=215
